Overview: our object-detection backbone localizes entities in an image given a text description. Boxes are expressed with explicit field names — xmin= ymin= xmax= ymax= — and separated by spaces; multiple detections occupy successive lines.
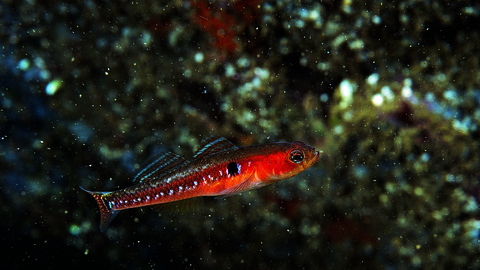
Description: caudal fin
xmin=79 ymin=186 xmax=119 ymax=232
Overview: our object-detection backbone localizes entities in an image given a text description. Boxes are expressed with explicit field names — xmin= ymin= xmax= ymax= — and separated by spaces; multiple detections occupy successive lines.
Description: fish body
xmin=81 ymin=136 xmax=320 ymax=231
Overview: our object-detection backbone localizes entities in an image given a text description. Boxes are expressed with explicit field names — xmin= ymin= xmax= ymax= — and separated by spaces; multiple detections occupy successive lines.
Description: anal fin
xmin=152 ymin=197 xmax=204 ymax=217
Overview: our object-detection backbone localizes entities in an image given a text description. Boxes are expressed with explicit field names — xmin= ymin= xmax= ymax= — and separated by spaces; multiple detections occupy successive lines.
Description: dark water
xmin=2 ymin=1 xmax=480 ymax=269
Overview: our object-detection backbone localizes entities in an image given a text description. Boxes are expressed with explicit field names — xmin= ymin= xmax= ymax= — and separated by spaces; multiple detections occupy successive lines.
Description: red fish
xmin=81 ymin=136 xmax=319 ymax=231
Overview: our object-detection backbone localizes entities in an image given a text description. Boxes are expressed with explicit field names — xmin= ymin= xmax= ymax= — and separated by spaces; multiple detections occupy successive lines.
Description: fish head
xmin=255 ymin=141 xmax=320 ymax=184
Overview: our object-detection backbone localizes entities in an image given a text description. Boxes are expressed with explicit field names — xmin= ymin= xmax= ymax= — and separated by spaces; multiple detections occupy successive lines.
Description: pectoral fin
xmin=215 ymin=174 xmax=258 ymax=197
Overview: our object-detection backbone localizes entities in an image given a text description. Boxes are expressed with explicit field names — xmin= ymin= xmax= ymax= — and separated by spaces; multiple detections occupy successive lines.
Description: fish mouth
xmin=310 ymin=150 xmax=321 ymax=165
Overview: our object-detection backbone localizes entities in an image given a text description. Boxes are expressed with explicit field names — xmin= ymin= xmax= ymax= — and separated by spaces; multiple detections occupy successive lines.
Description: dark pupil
xmin=290 ymin=151 xmax=304 ymax=163
xmin=227 ymin=162 xmax=239 ymax=176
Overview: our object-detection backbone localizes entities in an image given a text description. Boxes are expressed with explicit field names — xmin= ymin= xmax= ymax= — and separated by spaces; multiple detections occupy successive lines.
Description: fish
xmin=80 ymin=136 xmax=320 ymax=231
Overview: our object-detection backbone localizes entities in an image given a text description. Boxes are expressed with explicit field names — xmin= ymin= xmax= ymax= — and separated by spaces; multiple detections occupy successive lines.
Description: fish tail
xmin=79 ymin=186 xmax=119 ymax=232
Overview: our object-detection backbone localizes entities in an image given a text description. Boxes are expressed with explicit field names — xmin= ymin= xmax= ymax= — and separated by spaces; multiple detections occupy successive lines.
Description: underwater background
xmin=1 ymin=0 xmax=480 ymax=269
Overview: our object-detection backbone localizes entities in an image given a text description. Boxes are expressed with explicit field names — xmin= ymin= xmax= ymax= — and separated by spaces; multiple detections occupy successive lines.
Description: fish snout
xmin=310 ymin=150 xmax=320 ymax=165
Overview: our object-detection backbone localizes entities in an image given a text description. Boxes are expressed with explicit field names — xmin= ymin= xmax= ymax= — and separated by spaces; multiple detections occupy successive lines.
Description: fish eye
xmin=289 ymin=149 xmax=304 ymax=163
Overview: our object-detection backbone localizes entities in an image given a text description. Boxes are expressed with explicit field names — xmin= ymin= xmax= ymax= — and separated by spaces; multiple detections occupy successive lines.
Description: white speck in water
xmin=372 ymin=15 xmax=381 ymax=25
xmin=18 ymin=59 xmax=30 ymax=70
xmin=420 ymin=153 xmax=430 ymax=162
xmin=446 ymin=174 xmax=455 ymax=183
xmin=320 ymin=93 xmax=329 ymax=102
xmin=333 ymin=125 xmax=343 ymax=134
xmin=443 ymin=89 xmax=457 ymax=101
xmin=45 ymin=79 xmax=62 ymax=95
xmin=372 ymin=93 xmax=384 ymax=106
xmin=404 ymin=78 xmax=413 ymax=87
xmin=402 ymin=86 xmax=412 ymax=98
xmin=194 ymin=52 xmax=204 ymax=63
xmin=367 ymin=73 xmax=379 ymax=86
xmin=381 ymin=86 xmax=395 ymax=101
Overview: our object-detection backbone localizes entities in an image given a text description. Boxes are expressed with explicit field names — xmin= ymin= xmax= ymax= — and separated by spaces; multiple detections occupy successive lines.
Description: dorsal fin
xmin=133 ymin=152 xmax=187 ymax=183
xmin=193 ymin=136 xmax=239 ymax=159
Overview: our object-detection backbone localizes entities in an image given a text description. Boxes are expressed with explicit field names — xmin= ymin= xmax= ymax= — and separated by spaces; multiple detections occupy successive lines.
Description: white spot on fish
xmin=194 ymin=181 xmax=198 ymax=186
xmin=160 ymin=192 xmax=164 ymax=196
xmin=169 ymin=190 xmax=173 ymax=195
